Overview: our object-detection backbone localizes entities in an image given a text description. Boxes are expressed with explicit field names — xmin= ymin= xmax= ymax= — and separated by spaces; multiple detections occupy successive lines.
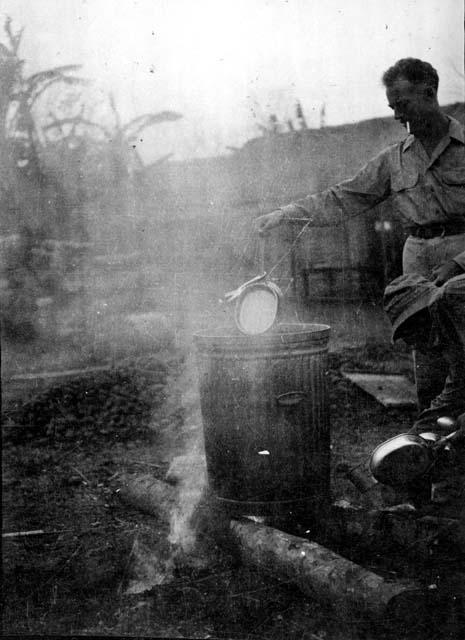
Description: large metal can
xmin=194 ymin=323 xmax=330 ymax=518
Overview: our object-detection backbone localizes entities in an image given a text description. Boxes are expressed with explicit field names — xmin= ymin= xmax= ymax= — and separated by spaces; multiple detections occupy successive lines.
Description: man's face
xmin=386 ymin=76 xmax=435 ymax=136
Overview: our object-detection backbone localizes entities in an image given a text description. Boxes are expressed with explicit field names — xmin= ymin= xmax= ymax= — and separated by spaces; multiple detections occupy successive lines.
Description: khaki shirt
xmin=280 ymin=115 xmax=465 ymax=268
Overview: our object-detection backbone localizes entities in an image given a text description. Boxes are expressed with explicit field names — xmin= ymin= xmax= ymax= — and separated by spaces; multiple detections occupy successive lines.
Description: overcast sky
xmin=1 ymin=0 xmax=464 ymax=161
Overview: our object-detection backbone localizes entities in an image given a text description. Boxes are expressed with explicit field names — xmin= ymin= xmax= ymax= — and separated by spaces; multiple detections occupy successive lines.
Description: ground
xmin=2 ymin=306 xmax=464 ymax=639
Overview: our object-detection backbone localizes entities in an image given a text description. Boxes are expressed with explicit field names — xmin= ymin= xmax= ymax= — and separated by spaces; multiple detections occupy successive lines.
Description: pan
xmin=224 ymin=236 xmax=284 ymax=335
xmin=234 ymin=280 xmax=283 ymax=334
xmin=369 ymin=428 xmax=460 ymax=487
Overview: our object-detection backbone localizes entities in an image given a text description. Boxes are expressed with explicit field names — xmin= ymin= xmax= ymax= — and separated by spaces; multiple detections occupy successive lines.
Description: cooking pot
xmin=224 ymin=275 xmax=284 ymax=335
xmin=369 ymin=429 xmax=459 ymax=487
xmin=234 ymin=281 xmax=283 ymax=334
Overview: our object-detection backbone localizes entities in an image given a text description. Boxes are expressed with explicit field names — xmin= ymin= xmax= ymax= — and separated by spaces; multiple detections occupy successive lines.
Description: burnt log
xmin=117 ymin=474 xmax=176 ymax=520
xmin=229 ymin=517 xmax=428 ymax=623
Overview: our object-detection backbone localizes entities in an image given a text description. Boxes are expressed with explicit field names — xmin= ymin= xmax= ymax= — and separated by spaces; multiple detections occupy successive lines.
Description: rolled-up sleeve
xmin=280 ymin=147 xmax=393 ymax=226
xmin=453 ymin=251 xmax=465 ymax=271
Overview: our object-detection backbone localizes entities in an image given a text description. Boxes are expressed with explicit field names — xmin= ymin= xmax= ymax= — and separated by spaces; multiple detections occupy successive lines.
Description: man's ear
xmin=425 ymin=86 xmax=435 ymax=99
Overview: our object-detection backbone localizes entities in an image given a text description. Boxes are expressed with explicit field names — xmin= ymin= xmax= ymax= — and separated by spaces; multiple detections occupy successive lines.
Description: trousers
xmin=402 ymin=233 xmax=465 ymax=411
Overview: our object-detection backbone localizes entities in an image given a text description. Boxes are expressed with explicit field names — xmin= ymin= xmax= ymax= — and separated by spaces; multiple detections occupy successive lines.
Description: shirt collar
xmin=402 ymin=115 xmax=464 ymax=153
xmin=402 ymin=134 xmax=415 ymax=152
xmin=448 ymin=116 xmax=465 ymax=143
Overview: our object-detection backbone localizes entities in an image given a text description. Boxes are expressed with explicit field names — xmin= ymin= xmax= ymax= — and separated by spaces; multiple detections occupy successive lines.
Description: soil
xmin=2 ymin=340 xmax=464 ymax=639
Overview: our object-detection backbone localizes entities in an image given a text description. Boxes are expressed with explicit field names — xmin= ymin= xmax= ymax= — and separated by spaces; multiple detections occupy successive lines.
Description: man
xmin=256 ymin=58 xmax=465 ymax=409
xmin=383 ymin=273 xmax=465 ymax=507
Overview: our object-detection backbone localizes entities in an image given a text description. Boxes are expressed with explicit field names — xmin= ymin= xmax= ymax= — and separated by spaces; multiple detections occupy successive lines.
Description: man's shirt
xmin=280 ymin=115 xmax=465 ymax=267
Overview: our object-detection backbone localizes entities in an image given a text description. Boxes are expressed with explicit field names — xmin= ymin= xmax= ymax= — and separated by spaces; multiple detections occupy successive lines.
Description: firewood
xmin=229 ymin=518 xmax=428 ymax=623
xmin=117 ymin=473 xmax=177 ymax=520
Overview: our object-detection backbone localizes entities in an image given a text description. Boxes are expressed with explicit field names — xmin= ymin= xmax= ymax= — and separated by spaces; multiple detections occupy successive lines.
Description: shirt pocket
xmin=440 ymin=169 xmax=465 ymax=186
xmin=391 ymin=170 xmax=419 ymax=192
xmin=437 ymin=168 xmax=465 ymax=213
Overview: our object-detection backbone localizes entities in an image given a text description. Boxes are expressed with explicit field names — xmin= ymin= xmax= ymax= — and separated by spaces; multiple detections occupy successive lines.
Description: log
xmin=229 ymin=518 xmax=428 ymax=623
xmin=117 ymin=474 xmax=232 ymax=543
xmin=117 ymin=474 xmax=177 ymax=520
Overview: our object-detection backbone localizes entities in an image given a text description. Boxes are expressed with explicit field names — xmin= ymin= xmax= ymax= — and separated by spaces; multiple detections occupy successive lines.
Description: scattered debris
xmin=3 ymin=354 xmax=172 ymax=443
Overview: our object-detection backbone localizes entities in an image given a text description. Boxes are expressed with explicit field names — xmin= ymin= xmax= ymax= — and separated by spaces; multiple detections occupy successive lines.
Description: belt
xmin=407 ymin=222 xmax=465 ymax=239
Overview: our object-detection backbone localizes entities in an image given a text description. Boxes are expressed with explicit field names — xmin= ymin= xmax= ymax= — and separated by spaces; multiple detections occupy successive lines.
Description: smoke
xmin=122 ymin=353 xmax=209 ymax=595
xmin=167 ymin=445 xmax=207 ymax=554
xmin=163 ymin=352 xmax=208 ymax=557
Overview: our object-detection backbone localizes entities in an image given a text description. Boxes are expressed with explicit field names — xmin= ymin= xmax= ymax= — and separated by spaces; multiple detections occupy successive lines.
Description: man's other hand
xmin=255 ymin=210 xmax=284 ymax=235
xmin=432 ymin=259 xmax=464 ymax=286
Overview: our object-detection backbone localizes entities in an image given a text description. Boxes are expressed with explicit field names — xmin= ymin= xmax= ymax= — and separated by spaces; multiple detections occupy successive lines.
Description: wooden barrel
xmin=194 ymin=323 xmax=331 ymax=518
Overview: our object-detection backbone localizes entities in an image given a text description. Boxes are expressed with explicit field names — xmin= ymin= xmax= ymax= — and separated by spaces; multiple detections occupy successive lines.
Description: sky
xmin=1 ymin=0 xmax=464 ymax=161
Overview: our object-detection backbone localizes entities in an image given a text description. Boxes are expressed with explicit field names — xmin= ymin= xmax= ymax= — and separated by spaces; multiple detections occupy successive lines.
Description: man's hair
xmin=382 ymin=58 xmax=439 ymax=91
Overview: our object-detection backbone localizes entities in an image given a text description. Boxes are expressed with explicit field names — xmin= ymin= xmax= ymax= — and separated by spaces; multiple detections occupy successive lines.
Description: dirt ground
xmin=2 ymin=319 xmax=464 ymax=639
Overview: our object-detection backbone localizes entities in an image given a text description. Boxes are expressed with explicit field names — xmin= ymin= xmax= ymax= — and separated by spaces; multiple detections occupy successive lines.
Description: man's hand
xmin=432 ymin=259 xmax=464 ymax=286
xmin=255 ymin=210 xmax=284 ymax=236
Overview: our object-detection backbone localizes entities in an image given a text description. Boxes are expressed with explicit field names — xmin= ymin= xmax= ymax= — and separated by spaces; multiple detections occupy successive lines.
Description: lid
xmin=234 ymin=282 xmax=282 ymax=335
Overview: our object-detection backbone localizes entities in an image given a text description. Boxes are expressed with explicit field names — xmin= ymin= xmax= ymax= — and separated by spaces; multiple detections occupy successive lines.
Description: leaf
xmin=107 ymin=92 xmax=122 ymax=130
xmin=0 ymin=42 xmax=15 ymax=58
xmin=26 ymin=65 xmax=83 ymax=87
xmin=145 ymin=153 xmax=173 ymax=168
xmin=29 ymin=76 xmax=90 ymax=106
xmin=4 ymin=18 xmax=23 ymax=55
xmin=123 ymin=111 xmax=182 ymax=140
xmin=43 ymin=117 xmax=111 ymax=138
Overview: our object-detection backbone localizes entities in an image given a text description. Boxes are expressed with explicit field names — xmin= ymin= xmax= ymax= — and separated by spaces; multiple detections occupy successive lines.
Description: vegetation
xmin=0 ymin=16 xmax=181 ymax=342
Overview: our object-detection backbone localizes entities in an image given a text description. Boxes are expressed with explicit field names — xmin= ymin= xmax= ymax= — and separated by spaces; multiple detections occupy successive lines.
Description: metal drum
xmin=194 ymin=323 xmax=331 ymax=518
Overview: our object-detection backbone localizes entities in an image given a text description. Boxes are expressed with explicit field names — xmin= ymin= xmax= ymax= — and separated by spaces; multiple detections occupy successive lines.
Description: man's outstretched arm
xmin=256 ymin=147 xmax=393 ymax=235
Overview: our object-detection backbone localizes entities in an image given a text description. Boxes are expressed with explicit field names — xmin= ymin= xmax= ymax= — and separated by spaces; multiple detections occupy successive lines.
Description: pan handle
xmin=259 ymin=236 xmax=266 ymax=273
xmin=432 ymin=416 xmax=464 ymax=450
xmin=276 ymin=391 xmax=306 ymax=407
xmin=432 ymin=430 xmax=461 ymax=451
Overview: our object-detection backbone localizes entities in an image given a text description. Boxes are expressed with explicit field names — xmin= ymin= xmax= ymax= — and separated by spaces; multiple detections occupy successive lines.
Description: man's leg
xmin=401 ymin=235 xmax=464 ymax=410
xmin=403 ymin=236 xmax=447 ymax=408
xmin=413 ymin=350 xmax=449 ymax=411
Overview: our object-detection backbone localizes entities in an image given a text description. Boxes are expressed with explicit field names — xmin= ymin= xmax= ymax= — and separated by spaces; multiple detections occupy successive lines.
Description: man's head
xmin=382 ymin=58 xmax=440 ymax=136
